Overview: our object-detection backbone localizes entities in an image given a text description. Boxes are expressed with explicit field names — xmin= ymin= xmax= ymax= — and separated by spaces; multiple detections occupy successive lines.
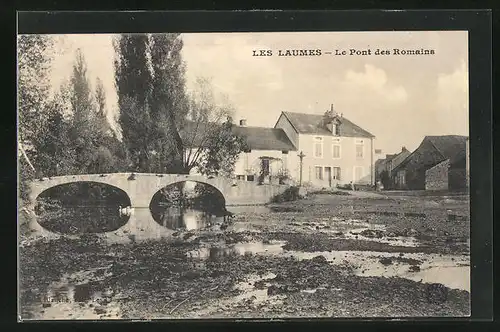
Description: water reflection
xmin=187 ymin=241 xmax=287 ymax=260
xmin=150 ymin=181 xmax=228 ymax=230
xmin=36 ymin=207 xmax=130 ymax=234
xmin=153 ymin=207 xmax=224 ymax=231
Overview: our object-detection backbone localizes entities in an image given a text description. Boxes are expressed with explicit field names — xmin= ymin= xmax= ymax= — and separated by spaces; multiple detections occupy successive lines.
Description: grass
xmin=308 ymin=189 xmax=351 ymax=196
xmin=270 ymin=186 xmax=302 ymax=203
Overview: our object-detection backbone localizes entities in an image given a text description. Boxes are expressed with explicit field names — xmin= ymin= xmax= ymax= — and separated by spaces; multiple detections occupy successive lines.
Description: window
xmin=333 ymin=144 xmax=341 ymax=159
xmin=333 ymin=123 xmax=341 ymax=136
xmin=355 ymin=139 xmax=364 ymax=158
xmin=247 ymin=175 xmax=255 ymax=182
xmin=333 ymin=167 xmax=341 ymax=180
xmin=397 ymin=171 xmax=405 ymax=185
xmin=314 ymin=137 xmax=323 ymax=158
xmin=315 ymin=166 xmax=323 ymax=180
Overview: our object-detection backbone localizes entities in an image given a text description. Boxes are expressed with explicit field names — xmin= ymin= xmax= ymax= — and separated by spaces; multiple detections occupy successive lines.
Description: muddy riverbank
xmin=18 ymin=191 xmax=470 ymax=320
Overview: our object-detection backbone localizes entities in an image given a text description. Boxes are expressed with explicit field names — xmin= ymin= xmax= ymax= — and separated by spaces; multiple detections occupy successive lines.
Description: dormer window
xmin=332 ymin=122 xmax=341 ymax=136
xmin=325 ymin=118 xmax=341 ymax=136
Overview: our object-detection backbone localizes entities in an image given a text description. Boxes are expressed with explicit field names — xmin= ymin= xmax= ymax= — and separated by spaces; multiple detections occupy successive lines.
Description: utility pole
xmin=298 ymin=151 xmax=305 ymax=186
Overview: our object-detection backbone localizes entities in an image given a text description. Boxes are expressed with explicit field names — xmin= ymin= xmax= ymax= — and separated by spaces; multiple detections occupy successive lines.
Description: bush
xmin=270 ymin=186 xmax=302 ymax=203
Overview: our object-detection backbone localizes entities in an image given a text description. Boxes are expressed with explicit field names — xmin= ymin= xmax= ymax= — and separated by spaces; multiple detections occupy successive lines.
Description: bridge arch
xmin=35 ymin=181 xmax=132 ymax=207
xmin=28 ymin=173 xmax=231 ymax=209
xmin=26 ymin=172 xmax=289 ymax=237
xmin=28 ymin=172 xmax=287 ymax=210
xmin=33 ymin=181 xmax=132 ymax=234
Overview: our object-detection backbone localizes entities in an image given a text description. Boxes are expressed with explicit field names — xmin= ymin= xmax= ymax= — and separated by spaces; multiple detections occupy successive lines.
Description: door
xmin=324 ymin=167 xmax=332 ymax=187
xmin=262 ymin=158 xmax=270 ymax=175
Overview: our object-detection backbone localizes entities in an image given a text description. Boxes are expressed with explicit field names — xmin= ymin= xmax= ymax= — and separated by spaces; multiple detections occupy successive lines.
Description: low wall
xmin=425 ymin=160 xmax=449 ymax=191
xmin=223 ymin=182 xmax=289 ymax=206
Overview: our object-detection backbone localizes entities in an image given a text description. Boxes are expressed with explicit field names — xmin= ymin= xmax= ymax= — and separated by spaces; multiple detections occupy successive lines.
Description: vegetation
xmin=308 ymin=189 xmax=351 ymax=196
xmin=277 ymin=168 xmax=291 ymax=185
xmin=18 ymin=34 xmax=249 ymax=205
xmin=114 ymin=35 xmax=247 ymax=175
xmin=17 ymin=34 xmax=54 ymax=202
xmin=182 ymin=77 xmax=248 ymax=177
xmin=270 ymin=186 xmax=303 ymax=203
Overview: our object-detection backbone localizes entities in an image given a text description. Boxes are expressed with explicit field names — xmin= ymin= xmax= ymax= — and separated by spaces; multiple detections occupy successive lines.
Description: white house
xmin=273 ymin=107 xmax=376 ymax=187
xmin=232 ymin=119 xmax=297 ymax=182
xmin=182 ymin=106 xmax=376 ymax=188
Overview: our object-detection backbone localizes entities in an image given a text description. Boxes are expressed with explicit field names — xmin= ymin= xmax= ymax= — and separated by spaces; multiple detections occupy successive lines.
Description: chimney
xmin=402 ymin=146 xmax=407 ymax=152
xmin=239 ymin=119 xmax=247 ymax=127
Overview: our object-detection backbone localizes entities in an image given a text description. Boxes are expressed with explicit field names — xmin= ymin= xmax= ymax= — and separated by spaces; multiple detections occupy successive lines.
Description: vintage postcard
xmin=18 ymin=29 xmax=470 ymax=320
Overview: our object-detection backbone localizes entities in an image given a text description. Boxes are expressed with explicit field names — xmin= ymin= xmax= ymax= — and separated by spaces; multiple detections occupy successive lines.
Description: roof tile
xmin=282 ymin=111 xmax=375 ymax=138
xmin=180 ymin=121 xmax=297 ymax=151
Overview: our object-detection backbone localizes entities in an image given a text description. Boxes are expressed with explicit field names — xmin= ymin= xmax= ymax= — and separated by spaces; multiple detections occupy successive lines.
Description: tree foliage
xmin=17 ymin=34 xmax=55 ymax=202
xmin=196 ymin=119 xmax=248 ymax=177
xmin=17 ymin=35 xmax=54 ymax=142
xmin=148 ymin=33 xmax=189 ymax=173
xmin=67 ymin=49 xmax=102 ymax=173
xmin=94 ymin=77 xmax=113 ymax=137
xmin=114 ymin=33 xmax=192 ymax=173
xmin=181 ymin=77 xmax=248 ymax=176
xmin=19 ymin=33 xmax=248 ymax=205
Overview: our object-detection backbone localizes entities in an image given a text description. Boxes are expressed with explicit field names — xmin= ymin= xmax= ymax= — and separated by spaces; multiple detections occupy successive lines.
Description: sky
xmin=46 ymin=31 xmax=469 ymax=155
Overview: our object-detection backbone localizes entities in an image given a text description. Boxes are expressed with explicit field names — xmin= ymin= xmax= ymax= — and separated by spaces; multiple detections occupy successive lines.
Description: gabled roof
xmin=180 ymin=121 xmax=297 ymax=151
xmin=385 ymin=154 xmax=397 ymax=161
xmin=426 ymin=135 xmax=468 ymax=165
xmin=232 ymin=126 xmax=297 ymax=151
xmin=281 ymin=111 xmax=375 ymax=138
xmin=391 ymin=135 xmax=467 ymax=174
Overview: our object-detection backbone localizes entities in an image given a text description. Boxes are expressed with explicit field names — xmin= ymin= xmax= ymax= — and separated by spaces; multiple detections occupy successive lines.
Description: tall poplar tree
xmin=114 ymin=34 xmax=153 ymax=171
xmin=114 ymin=33 xmax=189 ymax=173
xmin=149 ymin=33 xmax=189 ymax=173
xmin=68 ymin=49 xmax=99 ymax=173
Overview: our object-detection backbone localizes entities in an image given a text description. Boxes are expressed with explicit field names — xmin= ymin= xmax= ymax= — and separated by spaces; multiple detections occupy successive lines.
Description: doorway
xmin=324 ymin=167 xmax=332 ymax=187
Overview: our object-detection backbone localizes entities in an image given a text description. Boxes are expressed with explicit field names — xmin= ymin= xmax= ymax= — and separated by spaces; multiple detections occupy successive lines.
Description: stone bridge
xmin=26 ymin=173 xmax=290 ymax=241
xmin=29 ymin=172 xmax=288 ymax=208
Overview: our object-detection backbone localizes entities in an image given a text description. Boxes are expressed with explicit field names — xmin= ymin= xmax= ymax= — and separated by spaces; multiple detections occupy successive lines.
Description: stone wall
xmin=397 ymin=138 xmax=446 ymax=190
xmin=425 ymin=160 xmax=450 ymax=191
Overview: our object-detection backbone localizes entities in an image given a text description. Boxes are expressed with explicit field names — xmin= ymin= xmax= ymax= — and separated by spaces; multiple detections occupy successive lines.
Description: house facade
xmin=391 ymin=135 xmax=468 ymax=191
xmin=182 ymin=107 xmax=377 ymax=188
xmin=375 ymin=147 xmax=411 ymax=189
xmin=231 ymin=121 xmax=297 ymax=182
xmin=274 ymin=109 xmax=376 ymax=188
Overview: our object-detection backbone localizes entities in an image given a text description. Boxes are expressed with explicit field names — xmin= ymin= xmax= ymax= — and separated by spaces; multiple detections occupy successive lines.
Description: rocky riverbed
xmin=18 ymin=190 xmax=470 ymax=320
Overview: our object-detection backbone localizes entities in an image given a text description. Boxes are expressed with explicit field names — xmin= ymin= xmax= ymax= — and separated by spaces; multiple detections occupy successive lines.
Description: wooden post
xmin=18 ymin=142 xmax=36 ymax=173
xmin=298 ymin=151 xmax=305 ymax=186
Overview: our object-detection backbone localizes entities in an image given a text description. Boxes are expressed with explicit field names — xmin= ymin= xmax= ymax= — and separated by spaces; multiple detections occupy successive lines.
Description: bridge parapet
xmin=29 ymin=173 xmax=289 ymax=207
xmin=26 ymin=172 xmax=290 ymax=239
